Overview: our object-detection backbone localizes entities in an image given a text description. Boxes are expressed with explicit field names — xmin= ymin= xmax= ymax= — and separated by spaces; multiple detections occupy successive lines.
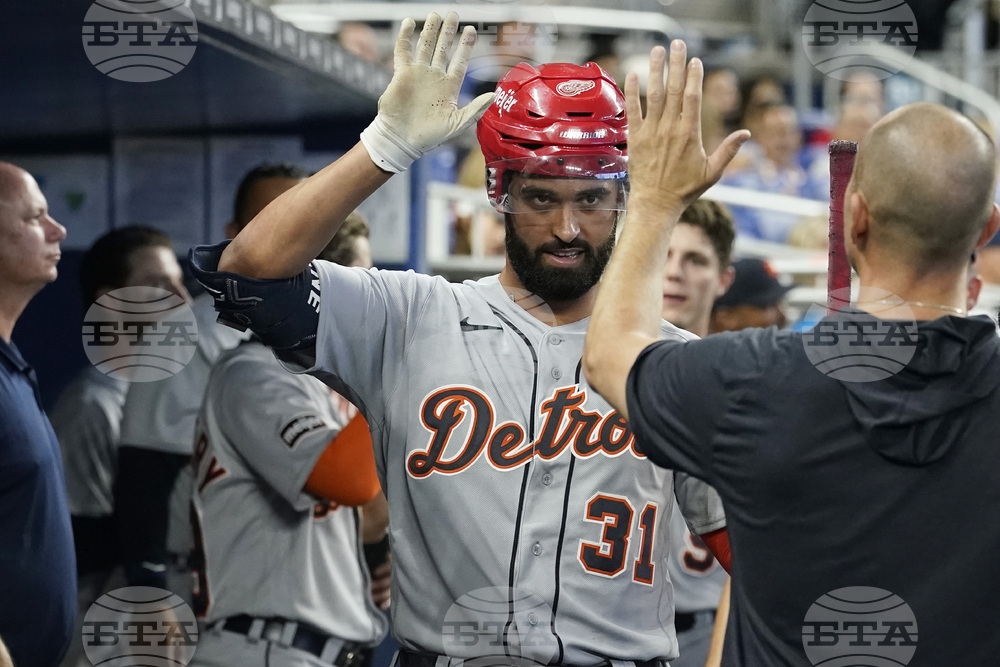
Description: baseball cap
xmin=714 ymin=258 xmax=793 ymax=309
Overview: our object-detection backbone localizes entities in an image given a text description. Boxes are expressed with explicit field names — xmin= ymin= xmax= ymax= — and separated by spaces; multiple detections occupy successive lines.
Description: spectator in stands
xmin=710 ymin=258 xmax=793 ymax=333
xmin=704 ymin=67 xmax=741 ymax=132
xmin=726 ymin=74 xmax=786 ymax=173
xmin=337 ymin=22 xmax=381 ymax=64
xmin=723 ymin=104 xmax=810 ymax=242
xmin=115 ymin=164 xmax=306 ymax=599
xmin=700 ymin=68 xmax=741 ymax=155
xmin=841 ymin=72 xmax=886 ymax=116
xmin=803 ymin=99 xmax=883 ymax=201
xmin=0 ymin=161 xmax=75 ymax=667
xmin=51 ymin=226 xmax=187 ymax=667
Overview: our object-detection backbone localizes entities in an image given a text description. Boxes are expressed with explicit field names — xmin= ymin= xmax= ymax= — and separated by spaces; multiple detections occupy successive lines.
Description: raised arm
xmin=583 ymin=41 xmax=749 ymax=416
xmin=219 ymin=12 xmax=494 ymax=279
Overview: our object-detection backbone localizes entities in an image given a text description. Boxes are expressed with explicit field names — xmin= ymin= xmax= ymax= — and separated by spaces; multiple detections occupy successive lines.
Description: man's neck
xmin=0 ymin=280 xmax=42 ymax=342
xmin=854 ymin=264 xmax=967 ymax=320
xmin=498 ymin=265 xmax=599 ymax=327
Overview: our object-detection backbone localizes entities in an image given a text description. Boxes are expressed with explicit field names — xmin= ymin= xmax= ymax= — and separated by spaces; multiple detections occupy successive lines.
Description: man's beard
xmin=505 ymin=215 xmax=617 ymax=303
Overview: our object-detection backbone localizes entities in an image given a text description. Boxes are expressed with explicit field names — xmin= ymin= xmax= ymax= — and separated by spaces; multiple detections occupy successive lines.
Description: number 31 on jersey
xmin=578 ymin=493 xmax=658 ymax=585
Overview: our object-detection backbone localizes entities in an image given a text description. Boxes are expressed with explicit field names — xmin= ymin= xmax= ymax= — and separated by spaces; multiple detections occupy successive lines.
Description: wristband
xmin=364 ymin=532 xmax=390 ymax=571
xmin=360 ymin=116 xmax=423 ymax=173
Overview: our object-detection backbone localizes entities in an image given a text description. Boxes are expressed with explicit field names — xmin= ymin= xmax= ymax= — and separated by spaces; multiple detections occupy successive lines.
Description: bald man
xmin=0 ymin=162 xmax=76 ymax=666
xmin=586 ymin=37 xmax=1000 ymax=666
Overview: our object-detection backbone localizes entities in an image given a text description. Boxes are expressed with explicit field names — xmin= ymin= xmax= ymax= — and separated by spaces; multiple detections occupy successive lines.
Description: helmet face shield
xmin=487 ymin=156 xmax=628 ymax=214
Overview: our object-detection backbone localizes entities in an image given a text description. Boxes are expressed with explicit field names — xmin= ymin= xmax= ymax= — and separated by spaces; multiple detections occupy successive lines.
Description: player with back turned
xmin=190 ymin=12 xmax=730 ymax=667
xmin=585 ymin=39 xmax=1000 ymax=666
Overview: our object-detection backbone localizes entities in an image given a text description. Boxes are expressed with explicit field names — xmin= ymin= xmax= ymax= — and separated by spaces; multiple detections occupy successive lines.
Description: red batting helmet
xmin=476 ymin=61 xmax=628 ymax=209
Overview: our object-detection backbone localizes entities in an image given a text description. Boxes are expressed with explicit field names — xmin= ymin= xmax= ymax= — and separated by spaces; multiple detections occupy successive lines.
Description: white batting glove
xmin=360 ymin=12 xmax=495 ymax=173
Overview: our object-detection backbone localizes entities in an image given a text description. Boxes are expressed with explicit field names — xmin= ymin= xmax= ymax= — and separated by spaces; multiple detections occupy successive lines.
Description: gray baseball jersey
xmin=666 ymin=504 xmax=727 ymax=614
xmin=191 ymin=340 xmax=387 ymax=645
xmin=119 ymin=291 xmax=247 ymax=456
xmin=118 ymin=291 xmax=247 ymax=558
xmin=281 ymin=265 xmax=726 ymax=664
xmin=49 ymin=366 xmax=127 ymax=517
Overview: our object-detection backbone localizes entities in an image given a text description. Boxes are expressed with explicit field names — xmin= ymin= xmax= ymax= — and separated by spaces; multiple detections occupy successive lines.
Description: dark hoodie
xmin=626 ymin=314 xmax=1000 ymax=667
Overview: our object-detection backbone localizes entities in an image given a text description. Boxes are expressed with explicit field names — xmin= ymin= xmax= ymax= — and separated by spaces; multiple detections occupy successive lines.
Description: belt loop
xmin=609 ymin=661 xmax=631 ymax=667
xmin=279 ymin=620 xmax=298 ymax=648
xmin=247 ymin=618 xmax=266 ymax=644
xmin=436 ymin=656 xmax=459 ymax=667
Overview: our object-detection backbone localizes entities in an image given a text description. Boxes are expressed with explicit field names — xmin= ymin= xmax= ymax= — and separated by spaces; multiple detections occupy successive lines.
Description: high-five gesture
xmin=584 ymin=41 xmax=749 ymax=417
xmin=624 ymin=41 xmax=750 ymax=212
xmin=361 ymin=12 xmax=495 ymax=173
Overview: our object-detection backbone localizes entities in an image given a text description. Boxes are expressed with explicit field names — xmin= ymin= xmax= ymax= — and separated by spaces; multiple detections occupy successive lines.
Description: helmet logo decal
xmin=494 ymin=88 xmax=517 ymax=116
xmin=555 ymin=80 xmax=596 ymax=97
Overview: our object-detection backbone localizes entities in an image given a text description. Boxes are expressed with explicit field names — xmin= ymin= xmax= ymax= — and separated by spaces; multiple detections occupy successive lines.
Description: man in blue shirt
xmin=0 ymin=161 xmax=76 ymax=666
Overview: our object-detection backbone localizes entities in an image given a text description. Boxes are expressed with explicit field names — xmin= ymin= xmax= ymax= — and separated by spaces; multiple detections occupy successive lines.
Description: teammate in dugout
xmin=190 ymin=12 xmax=730 ymax=667
xmin=585 ymin=39 xmax=1000 ymax=665
xmin=189 ymin=211 xmax=390 ymax=667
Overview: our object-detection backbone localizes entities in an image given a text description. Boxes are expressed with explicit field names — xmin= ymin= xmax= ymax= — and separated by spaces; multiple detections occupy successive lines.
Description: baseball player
xmin=189 ymin=212 xmax=388 ymax=667
xmin=115 ymin=164 xmax=307 ymax=596
xmin=50 ymin=226 xmax=188 ymax=667
xmin=190 ymin=13 xmax=730 ymax=666
xmin=657 ymin=201 xmax=735 ymax=667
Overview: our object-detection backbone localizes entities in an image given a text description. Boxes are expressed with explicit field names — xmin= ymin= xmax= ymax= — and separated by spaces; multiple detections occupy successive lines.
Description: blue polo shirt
xmin=0 ymin=337 xmax=76 ymax=667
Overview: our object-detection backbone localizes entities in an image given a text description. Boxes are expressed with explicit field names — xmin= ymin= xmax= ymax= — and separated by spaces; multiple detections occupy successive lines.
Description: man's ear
xmin=975 ymin=203 xmax=1000 ymax=249
xmin=848 ymin=190 xmax=870 ymax=250
xmin=717 ymin=265 xmax=735 ymax=298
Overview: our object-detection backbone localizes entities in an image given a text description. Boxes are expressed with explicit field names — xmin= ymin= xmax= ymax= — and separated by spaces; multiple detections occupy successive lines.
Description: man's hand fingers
xmin=447 ymin=24 xmax=478 ymax=79
xmin=664 ymin=40 xmax=687 ymax=125
xmin=415 ymin=13 xmax=443 ymax=65
xmin=682 ymin=57 xmax=704 ymax=142
xmin=432 ymin=11 xmax=459 ymax=70
xmin=393 ymin=18 xmax=417 ymax=70
xmin=707 ymin=130 xmax=752 ymax=182
xmin=644 ymin=46 xmax=667 ymax=123
xmin=624 ymin=71 xmax=643 ymax=128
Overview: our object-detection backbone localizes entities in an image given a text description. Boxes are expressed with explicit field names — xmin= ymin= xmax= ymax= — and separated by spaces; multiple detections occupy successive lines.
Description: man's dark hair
xmin=79 ymin=226 xmax=173 ymax=304
xmin=679 ymin=199 xmax=736 ymax=269
xmin=232 ymin=163 xmax=310 ymax=229
xmin=318 ymin=211 xmax=370 ymax=266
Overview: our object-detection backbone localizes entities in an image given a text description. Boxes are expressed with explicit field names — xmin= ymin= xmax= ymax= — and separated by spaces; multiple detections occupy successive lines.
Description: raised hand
xmin=624 ymin=41 xmax=750 ymax=212
xmin=360 ymin=12 xmax=496 ymax=173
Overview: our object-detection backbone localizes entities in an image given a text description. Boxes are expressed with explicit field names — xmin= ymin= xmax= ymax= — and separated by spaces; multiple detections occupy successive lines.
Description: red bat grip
xmin=828 ymin=140 xmax=857 ymax=314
